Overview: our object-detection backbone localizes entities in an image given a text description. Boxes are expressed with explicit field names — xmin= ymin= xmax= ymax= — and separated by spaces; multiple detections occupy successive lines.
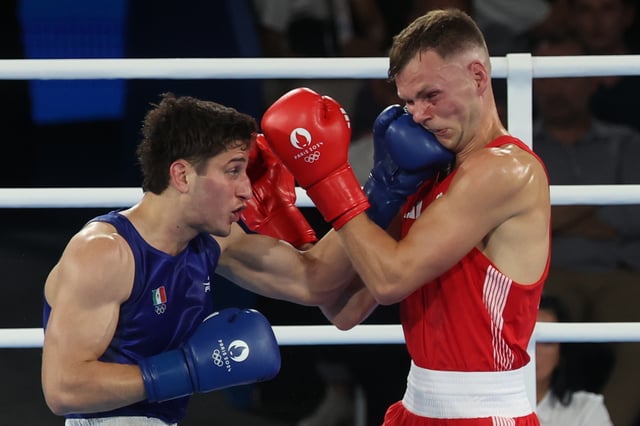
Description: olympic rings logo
xmin=154 ymin=304 xmax=166 ymax=315
xmin=304 ymin=151 xmax=321 ymax=163
xmin=212 ymin=349 xmax=224 ymax=367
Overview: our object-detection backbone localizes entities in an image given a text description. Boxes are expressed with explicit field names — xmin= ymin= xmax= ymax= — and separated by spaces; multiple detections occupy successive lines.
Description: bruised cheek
xmin=436 ymin=100 xmax=467 ymax=127
xmin=439 ymin=101 xmax=461 ymax=118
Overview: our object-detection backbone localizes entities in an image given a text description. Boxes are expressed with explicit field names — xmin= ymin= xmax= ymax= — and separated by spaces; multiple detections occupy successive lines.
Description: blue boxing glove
xmin=139 ymin=308 xmax=281 ymax=403
xmin=364 ymin=105 xmax=455 ymax=228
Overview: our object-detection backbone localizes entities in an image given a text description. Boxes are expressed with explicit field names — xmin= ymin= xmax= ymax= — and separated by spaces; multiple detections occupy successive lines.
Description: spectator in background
xmin=533 ymin=32 xmax=640 ymax=426
xmin=252 ymin=0 xmax=387 ymax=115
xmin=473 ymin=0 xmax=571 ymax=123
xmin=532 ymin=32 xmax=640 ymax=272
xmin=252 ymin=0 xmax=387 ymax=59
xmin=568 ymin=0 xmax=640 ymax=132
xmin=473 ymin=0 xmax=570 ymax=55
xmin=535 ymin=293 xmax=614 ymax=425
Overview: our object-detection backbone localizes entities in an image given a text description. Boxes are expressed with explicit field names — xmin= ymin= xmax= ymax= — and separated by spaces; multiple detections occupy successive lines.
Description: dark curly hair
xmin=136 ymin=92 xmax=258 ymax=194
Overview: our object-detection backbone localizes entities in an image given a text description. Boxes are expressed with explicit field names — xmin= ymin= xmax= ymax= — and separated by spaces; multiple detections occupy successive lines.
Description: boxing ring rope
xmin=4 ymin=322 xmax=640 ymax=349
xmin=1 ymin=185 xmax=640 ymax=208
xmin=1 ymin=55 xmax=640 ymax=80
xmin=2 ymin=54 xmax=640 ymax=351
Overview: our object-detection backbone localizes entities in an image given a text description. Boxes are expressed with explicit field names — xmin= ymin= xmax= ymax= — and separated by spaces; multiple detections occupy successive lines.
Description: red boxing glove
xmin=261 ymin=88 xmax=369 ymax=230
xmin=241 ymin=134 xmax=318 ymax=248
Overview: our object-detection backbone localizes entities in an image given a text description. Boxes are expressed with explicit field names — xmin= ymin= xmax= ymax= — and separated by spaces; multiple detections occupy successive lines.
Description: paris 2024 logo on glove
xmin=211 ymin=338 xmax=250 ymax=373
xmin=290 ymin=127 xmax=322 ymax=163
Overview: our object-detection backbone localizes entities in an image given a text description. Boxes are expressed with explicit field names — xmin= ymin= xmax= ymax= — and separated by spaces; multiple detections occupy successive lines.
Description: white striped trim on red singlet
xmin=491 ymin=416 xmax=517 ymax=426
xmin=482 ymin=265 xmax=515 ymax=371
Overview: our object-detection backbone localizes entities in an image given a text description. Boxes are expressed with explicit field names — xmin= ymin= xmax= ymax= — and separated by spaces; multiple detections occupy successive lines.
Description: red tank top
xmin=399 ymin=135 xmax=550 ymax=372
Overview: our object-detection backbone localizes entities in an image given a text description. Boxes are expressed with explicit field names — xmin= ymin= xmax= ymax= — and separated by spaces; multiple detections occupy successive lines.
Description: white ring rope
xmin=0 ymin=55 xmax=639 ymax=80
xmin=4 ymin=323 xmax=640 ymax=349
xmin=2 ymin=55 xmax=640 ymax=352
xmin=1 ymin=185 xmax=639 ymax=208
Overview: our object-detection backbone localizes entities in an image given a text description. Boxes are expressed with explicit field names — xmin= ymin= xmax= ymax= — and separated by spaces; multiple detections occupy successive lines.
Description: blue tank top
xmin=43 ymin=210 xmax=221 ymax=424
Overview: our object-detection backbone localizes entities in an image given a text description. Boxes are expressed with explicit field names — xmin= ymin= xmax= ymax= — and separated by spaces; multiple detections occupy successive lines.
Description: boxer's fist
xmin=365 ymin=105 xmax=454 ymax=227
xmin=261 ymin=88 xmax=369 ymax=229
xmin=140 ymin=308 xmax=281 ymax=403
xmin=241 ymin=134 xmax=317 ymax=248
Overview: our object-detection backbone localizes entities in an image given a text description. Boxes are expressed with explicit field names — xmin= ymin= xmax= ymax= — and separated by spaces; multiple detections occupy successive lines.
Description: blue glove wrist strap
xmin=140 ymin=350 xmax=193 ymax=403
